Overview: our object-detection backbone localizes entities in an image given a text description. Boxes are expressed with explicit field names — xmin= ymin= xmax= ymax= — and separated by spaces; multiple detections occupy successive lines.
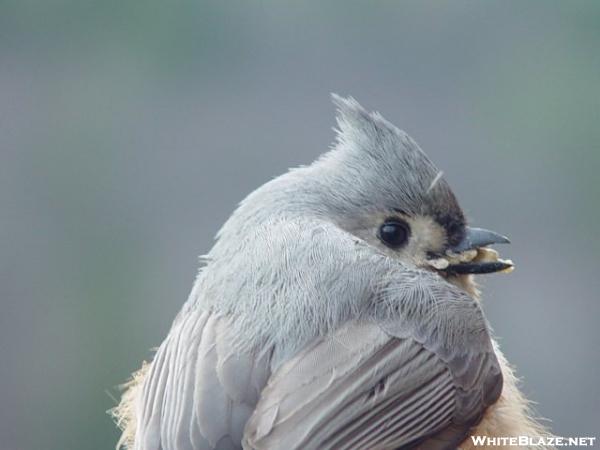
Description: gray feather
xmin=122 ymin=95 xmax=504 ymax=450
xmin=134 ymin=311 xmax=272 ymax=450
xmin=243 ymin=275 xmax=502 ymax=449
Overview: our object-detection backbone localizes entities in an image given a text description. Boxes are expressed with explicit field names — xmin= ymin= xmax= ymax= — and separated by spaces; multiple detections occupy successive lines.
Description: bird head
xmin=309 ymin=95 xmax=513 ymax=285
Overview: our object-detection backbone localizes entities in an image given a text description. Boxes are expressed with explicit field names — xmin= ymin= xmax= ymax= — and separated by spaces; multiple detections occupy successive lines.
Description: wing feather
xmin=244 ymin=313 xmax=502 ymax=450
xmin=133 ymin=310 xmax=271 ymax=450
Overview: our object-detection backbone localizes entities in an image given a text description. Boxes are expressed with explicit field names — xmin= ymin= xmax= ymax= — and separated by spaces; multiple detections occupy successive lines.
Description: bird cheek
xmin=405 ymin=216 xmax=447 ymax=255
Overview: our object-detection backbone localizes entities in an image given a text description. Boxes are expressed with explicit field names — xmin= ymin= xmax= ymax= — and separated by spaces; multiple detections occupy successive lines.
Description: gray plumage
xmin=116 ymin=95 xmax=508 ymax=450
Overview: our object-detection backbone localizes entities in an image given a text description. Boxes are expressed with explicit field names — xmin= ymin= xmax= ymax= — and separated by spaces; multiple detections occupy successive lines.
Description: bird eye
xmin=378 ymin=218 xmax=410 ymax=249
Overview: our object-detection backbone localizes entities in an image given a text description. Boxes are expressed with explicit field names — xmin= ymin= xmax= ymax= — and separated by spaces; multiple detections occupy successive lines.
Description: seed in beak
xmin=429 ymin=258 xmax=450 ymax=270
xmin=475 ymin=247 xmax=500 ymax=263
xmin=500 ymin=263 xmax=515 ymax=274
xmin=457 ymin=249 xmax=478 ymax=262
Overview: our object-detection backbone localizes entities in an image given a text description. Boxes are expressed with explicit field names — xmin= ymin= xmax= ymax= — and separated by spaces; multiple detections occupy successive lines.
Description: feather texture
xmin=113 ymin=95 xmax=552 ymax=449
xmin=244 ymin=315 xmax=501 ymax=449
xmin=131 ymin=311 xmax=271 ymax=450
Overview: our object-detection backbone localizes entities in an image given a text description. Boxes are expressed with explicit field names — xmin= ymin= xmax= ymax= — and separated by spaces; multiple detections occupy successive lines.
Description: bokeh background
xmin=1 ymin=1 xmax=599 ymax=449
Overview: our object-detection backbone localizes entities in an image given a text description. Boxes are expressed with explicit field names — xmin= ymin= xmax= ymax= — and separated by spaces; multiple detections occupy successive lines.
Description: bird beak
xmin=428 ymin=227 xmax=514 ymax=275
xmin=447 ymin=227 xmax=512 ymax=275
xmin=451 ymin=227 xmax=510 ymax=252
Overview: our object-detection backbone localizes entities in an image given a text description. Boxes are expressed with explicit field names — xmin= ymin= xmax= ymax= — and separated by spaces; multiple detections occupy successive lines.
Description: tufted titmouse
xmin=113 ymin=95 xmax=552 ymax=450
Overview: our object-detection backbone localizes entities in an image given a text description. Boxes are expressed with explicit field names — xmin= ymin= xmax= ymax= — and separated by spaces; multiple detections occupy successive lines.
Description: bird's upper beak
xmin=428 ymin=227 xmax=514 ymax=275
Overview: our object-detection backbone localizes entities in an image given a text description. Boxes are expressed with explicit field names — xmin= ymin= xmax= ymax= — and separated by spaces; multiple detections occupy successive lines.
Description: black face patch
xmin=436 ymin=213 xmax=466 ymax=248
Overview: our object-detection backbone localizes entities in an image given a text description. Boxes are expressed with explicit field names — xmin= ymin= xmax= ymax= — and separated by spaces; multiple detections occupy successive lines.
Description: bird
xmin=112 ymin=95 xmax=553 ymax=450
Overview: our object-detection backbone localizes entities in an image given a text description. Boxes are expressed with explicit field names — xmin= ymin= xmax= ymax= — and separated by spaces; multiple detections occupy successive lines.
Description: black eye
xmin=378 ymin=219 xmax=410 ymax=249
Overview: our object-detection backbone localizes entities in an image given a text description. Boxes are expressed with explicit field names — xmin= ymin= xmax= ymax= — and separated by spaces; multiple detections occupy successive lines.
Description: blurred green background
xmin=1 ymin=1 xmax=599 ymax=449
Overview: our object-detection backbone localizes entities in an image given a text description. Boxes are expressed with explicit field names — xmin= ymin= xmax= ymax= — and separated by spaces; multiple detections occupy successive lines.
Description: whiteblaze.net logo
xmin=470 ymin=435 xmax=597 ymax=447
